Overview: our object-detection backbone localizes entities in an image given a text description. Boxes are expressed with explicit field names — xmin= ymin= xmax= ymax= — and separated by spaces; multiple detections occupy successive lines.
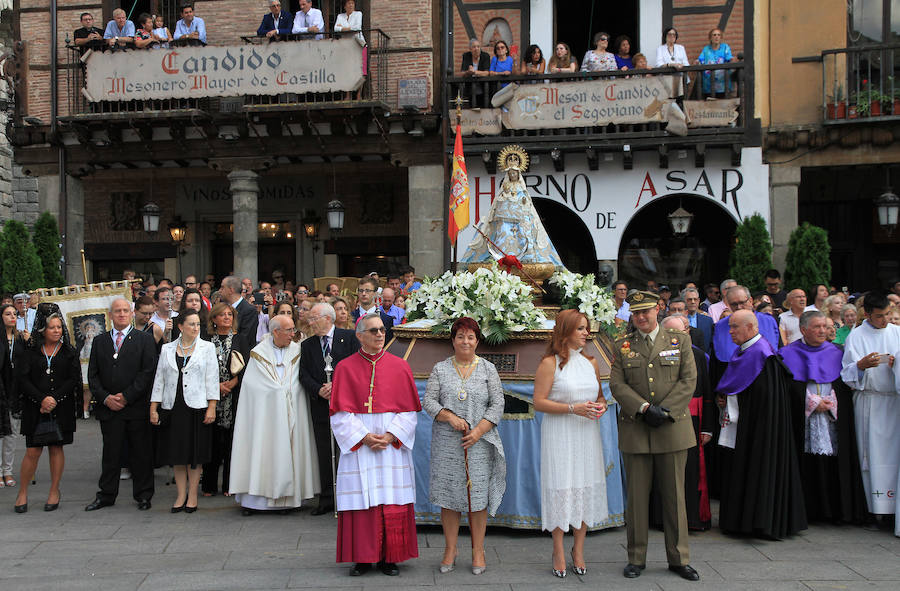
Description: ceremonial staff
xmin=324 ymin=352 xmax=338 ymax=518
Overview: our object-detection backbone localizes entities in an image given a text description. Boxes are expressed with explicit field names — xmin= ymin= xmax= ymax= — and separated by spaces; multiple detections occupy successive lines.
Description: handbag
xmin=32 ymin=414 xmax=64 ymax=446
xmin=229 ymin=350 xmax=246 ymax=376
xmin=156 ymin=407 xmax=171 ymax=428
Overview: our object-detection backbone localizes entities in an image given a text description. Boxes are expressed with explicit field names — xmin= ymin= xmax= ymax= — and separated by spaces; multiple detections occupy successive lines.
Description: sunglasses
xmin=364 ymin=327 xmax=386 ymax=335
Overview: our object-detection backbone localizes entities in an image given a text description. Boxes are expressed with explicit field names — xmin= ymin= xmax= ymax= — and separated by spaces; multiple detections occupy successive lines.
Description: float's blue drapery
xmin=413 ymin=380 xmax=626 ymax=530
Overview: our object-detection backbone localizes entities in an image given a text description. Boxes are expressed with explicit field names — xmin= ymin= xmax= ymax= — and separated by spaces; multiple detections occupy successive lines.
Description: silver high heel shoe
xmin=439 ymin=551 xmax=457 ymax=574
xmin=472 ymin=547 xmax=486 ymax=575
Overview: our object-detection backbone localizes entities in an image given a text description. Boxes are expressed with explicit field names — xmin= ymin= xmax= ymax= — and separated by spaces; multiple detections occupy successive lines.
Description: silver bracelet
xmin=568 ymin=403 xmax=575 ymax=414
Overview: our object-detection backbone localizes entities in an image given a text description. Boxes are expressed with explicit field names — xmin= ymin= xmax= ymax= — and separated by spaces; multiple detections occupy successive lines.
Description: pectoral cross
xmin=364 ymin=394 xmax=374 ymax=414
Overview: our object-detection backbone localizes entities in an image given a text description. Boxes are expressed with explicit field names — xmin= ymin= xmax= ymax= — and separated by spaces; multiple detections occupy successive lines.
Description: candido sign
xmin=457 ymin=147 xmax=770 ymax=261
xmin=84 ymin=37 xmax=364 ymax=101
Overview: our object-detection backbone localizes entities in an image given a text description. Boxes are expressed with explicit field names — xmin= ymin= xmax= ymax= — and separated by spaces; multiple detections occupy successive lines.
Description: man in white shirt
xmin=840 ymin=291 xmax=900 ymax=531
xmin=613 ymin=281 xmax=630 ymax=325
xmin=292 ymin=0 xmax=324 ymax=39
xmin=13 ymin=293 xmax=36 ymax=336
xmin=708 ymin=279 xmax=736 ymax=323
xmin=149 ymin=286 xmax=176 ymax=335
xmin=778 ymin=289 xmax=807 ymax=345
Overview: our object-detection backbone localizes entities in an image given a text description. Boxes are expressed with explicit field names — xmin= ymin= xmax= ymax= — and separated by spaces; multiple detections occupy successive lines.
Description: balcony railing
xmin=822 ymin=44 xmax=900 ymax=123
xmin=444 ymin=61 xmax=747 ymax=147
xmin=63 ymin=29 xmax=390 ymax=118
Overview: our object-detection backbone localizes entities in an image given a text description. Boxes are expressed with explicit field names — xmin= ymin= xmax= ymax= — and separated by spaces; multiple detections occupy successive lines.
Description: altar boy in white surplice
xmin=229 ymin=315 xmax=320 ymax=512
xmin=840 ymin=292 xmax=900 ymax=529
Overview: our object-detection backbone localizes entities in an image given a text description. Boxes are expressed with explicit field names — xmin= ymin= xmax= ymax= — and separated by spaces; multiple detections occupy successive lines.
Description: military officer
xmin=609 ymin=290 xmax=700 ymax=581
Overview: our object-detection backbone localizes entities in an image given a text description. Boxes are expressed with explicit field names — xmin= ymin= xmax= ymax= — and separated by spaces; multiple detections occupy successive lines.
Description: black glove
xmin=642 ymin=404 xmax=674 ymax=428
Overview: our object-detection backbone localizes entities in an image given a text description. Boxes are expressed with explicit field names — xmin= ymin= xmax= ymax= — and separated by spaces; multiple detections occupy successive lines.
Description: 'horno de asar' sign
xmin=84 ymin=37 xmax=364 ymax=102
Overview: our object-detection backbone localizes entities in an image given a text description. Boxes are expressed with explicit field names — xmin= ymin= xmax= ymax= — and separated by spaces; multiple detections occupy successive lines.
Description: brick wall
xmin=17 ymin=0 xmax=437 ymax=118
xmin=451 ymin=2 xmax=522 ymax=73
xmin=673 ymin=0 xmax=745 ymax=62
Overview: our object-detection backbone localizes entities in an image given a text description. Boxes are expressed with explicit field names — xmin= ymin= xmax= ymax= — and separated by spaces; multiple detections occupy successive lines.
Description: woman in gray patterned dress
xmin=200 ymin=303 xmax=251 ymax=496
xmin=424 ymin=317 xmax=506 ymax=576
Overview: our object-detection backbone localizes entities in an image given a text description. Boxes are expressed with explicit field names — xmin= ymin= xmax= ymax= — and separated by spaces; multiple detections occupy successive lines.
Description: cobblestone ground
xmin=0 ymin=420 xmax=898 ymax=590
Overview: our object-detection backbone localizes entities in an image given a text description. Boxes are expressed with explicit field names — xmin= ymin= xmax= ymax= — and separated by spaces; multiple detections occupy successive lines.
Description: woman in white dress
xmin=655 ymin=27 xmax=690 ymax=97
xmin=534 ymin=309 xmax=609 ymax=578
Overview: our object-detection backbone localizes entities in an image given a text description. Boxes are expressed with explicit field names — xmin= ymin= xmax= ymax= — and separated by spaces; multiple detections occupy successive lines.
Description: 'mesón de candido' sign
xmin=84 ymin=36 xmax=364 ymax=101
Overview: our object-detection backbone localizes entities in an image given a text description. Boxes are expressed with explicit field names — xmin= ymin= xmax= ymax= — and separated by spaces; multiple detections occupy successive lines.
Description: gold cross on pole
xmin=452 ymin=92 xmax=468 ymax=125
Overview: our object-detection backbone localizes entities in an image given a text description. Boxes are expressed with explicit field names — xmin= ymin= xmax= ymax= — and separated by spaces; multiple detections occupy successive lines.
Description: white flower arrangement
xmin=548 ymin=269 xmax=617 ymax=332
xmin=405 ymin=263 xmax=546 ymax=344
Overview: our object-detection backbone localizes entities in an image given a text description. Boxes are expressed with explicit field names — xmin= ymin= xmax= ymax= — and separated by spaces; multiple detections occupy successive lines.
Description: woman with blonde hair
xmin=329 ymin=296 xmax=354 ymax=330
xmin=533 ymin=309 xmax=608 ymax=577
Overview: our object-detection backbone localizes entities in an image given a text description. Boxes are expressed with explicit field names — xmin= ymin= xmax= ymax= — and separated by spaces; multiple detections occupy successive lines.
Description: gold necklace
xmin=452 ymin=356 xmax=479 ymax=401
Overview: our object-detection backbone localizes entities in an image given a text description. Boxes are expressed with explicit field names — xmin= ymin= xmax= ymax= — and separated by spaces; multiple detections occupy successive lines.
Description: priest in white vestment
xmin=330 ymin=313 xmax=421 ymax=577
xmin=229 ymin=314 xmax=320 ymax=513
xmin=840 ymin=292 xmax=900 ymax=526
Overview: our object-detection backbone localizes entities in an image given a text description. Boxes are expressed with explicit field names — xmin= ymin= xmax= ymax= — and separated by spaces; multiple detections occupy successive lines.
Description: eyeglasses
xmin=364 ymin=327 xmax=386 ymax=335
xmin=358 ymin=288 xmax=376 ymax=294
xmin=296 ymin=290 xmax=308 ymax=295
xmin=599 ymin=36 xmax=609 ymax=41
xmin=728 ymin=298 xmax=750 ymax=308
xmin=276 ymin=327 xmax=297 ymax=334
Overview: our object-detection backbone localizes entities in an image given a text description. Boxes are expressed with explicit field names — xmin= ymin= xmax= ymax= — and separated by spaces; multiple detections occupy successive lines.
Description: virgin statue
xmin=461 ymin=145 xmax=563 ymax=275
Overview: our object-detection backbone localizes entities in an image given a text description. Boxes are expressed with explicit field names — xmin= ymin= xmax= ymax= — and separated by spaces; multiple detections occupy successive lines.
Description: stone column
xmin=64 ymin=175 xmax=85 ymax=285
xmin=228 ymin=170 xmax=260 ymax=284
xmin=407 ymin=164 xmax=444 ymax=276
xmin=769 ymin=165 xmax=801 ymax=272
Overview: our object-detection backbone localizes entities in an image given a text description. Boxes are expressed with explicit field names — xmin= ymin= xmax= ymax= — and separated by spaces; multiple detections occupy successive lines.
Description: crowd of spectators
xmin=457 ymin=25 xmax=740 ymax=101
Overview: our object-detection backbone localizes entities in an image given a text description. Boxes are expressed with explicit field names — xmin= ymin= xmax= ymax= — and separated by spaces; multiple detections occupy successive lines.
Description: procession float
xmin=391 ymin=145 xmax=625 ymax=530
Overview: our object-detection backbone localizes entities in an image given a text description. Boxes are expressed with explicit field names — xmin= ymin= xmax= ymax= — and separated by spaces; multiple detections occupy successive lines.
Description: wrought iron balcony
xmin=62 ymin=29 xmax=390 ymax=120
xmin=822 ymin=44 xmax=900 ymax=123
xmin=443 ymin=61 xmax=749 ymax=153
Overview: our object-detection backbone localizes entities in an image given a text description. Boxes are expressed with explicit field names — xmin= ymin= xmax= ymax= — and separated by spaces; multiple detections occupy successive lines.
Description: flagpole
xmin=450 ymin=93 xmax=467 ymax=274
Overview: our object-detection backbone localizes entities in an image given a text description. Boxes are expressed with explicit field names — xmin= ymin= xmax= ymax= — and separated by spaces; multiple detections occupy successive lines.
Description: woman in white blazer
xmin=655 ymin=27 xmax=691 ymax=97
xmin=150 ymin=310 xmax=218 ymax=513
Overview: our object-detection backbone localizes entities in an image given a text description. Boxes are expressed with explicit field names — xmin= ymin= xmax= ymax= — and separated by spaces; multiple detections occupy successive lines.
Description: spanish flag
xmin=448 ymin=125 xmax=470 ymax=243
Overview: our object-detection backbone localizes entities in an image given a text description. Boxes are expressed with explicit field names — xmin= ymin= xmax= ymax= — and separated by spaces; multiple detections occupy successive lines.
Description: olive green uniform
xmin=609 ymin=325 xmax=697 ymax=567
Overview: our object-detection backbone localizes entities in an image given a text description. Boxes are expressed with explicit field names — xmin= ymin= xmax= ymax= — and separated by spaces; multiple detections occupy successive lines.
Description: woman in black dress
xmin=14 ymin=304 xmax=81 ymax=512
xmin=1 ymin=303 xmax=26 ymax=488
xmin=150 ymin=311 xmax=219 ymax=512
xmin=201 ymin=302 xmax=250 ymax=496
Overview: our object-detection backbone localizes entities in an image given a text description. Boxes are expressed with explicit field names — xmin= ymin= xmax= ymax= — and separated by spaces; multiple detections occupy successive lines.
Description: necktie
xmin=322 ymin=335 xmax=331 ymax=357
xmin=115 ymin=331 xmax=124 ymax=351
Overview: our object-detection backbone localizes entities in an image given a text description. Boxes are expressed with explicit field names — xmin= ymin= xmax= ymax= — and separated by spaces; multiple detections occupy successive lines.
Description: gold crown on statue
xmin=497 ymin=144 xmax=529 ymax=173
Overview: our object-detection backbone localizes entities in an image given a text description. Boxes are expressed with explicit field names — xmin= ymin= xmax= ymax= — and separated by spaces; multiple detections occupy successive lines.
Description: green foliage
xmin=728 ymin=214 xmax=772 ymax=293
xmin=784 ymin=222 xmax=831 ymax=296
xmin=0 ymin=220 xmax=44 ymax=294
xmin=32 ymin=212 xmax=65 ymax=288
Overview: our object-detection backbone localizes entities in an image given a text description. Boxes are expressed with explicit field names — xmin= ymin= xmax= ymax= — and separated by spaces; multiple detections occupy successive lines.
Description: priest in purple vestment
xmin=715 ymin=310 xmax=807 ymax=539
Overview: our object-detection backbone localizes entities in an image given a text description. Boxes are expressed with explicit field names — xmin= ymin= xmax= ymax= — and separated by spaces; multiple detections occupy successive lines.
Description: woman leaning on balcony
xmin=695 ymin=28 xmax=735 ymax=98
xmin=655 ymin=27 xmax=690 ymax=96
xmin=547 ymin=42 xmax=578 ymax=73
xmin=133 ymin=14 xmax=158 ymax=49
xmin=580 ymin=32 xmax=618 ymax=73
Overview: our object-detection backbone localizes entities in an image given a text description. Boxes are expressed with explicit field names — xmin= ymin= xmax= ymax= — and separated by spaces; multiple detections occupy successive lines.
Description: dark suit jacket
xmin=689 ymin=312 xmax=714 ymax=353
xmin=88 ymin=328 xmax=158 ymax=421
xmin=234 ymin=299 xmax=259 ymax=347
xmin=461 ymin=50 xmax=490 ymax=72
xmin=350 ymin=308 xmax=394 ymax=343
xmin=257 ymin=9 xmax=293 ymax=36
xmin=299 ymin=327 xmax=360 ymax=423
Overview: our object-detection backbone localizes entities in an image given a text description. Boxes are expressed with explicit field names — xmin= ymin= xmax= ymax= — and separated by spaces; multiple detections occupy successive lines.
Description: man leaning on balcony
xmin=103 ymin=8 xmax=135 ymax=48
xmin=292 ymin=0 xmax=325 ymax=40
xmin=175 ymin=3 xmax=207 ymax=46
xmin=74 ymin=12 xmax=104 ymax=49
xmin=258 ymin=0 xmax=293 ymax=39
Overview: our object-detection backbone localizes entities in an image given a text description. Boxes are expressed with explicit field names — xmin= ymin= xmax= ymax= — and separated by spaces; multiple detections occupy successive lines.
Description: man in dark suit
xmin=219 ymin=275 xmax=258 ymax=346
xmin=350 ymin=277 xmax=394 ymax=343
xmin=300 ymin=301 xmax=360 ymax=515
xmin=257 ymin=0 xmax=292 ymax=38
xmin=683 ymin=288 xmax=714 ymax=354
xmin=86 ymin=297 xmax=157 ymax=511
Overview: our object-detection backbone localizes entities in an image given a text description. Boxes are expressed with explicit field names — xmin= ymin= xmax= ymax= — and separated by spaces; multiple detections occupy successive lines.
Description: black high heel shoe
xmin=184 ymin=505 xmax=197 ymax=513
xmin=14 ymin=502 xmax=27 ymax=514
xmin=570 ymin=548 xmax=586 ymax=575
xmin=171 ymin=503 xmax=186 ymax=513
